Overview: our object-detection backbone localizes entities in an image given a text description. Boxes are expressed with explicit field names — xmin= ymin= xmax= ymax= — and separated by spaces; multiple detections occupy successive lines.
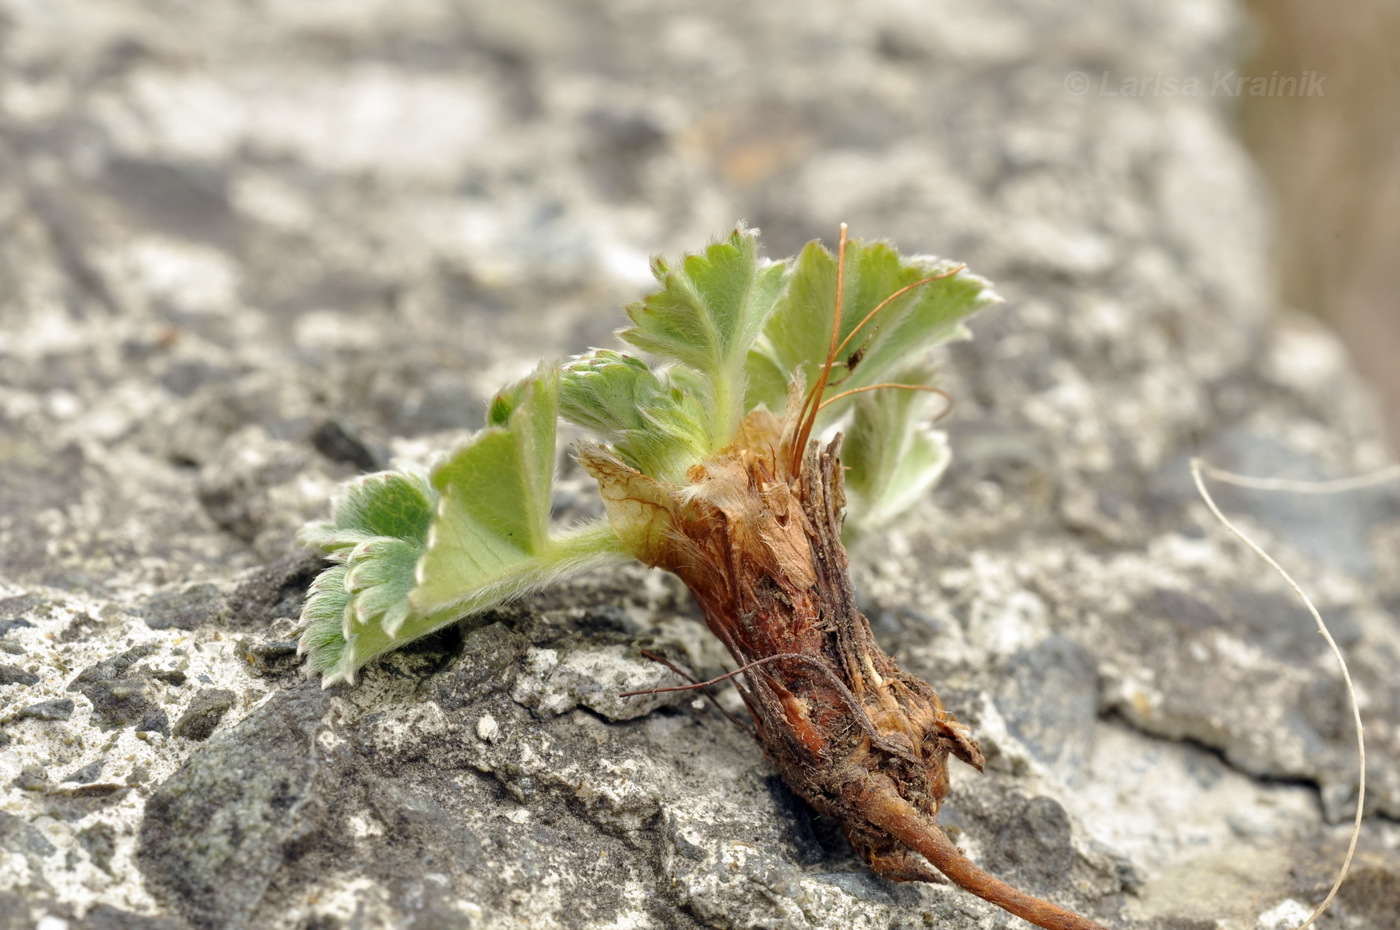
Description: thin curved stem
xmin=1191 ymin=458 xmax=1366 ymax=930
xmin=634 ymin=649 xmax=754 ymax=735
xmin=817 ymin=383 xmax=953 ymax=418
xmin=792 ymin=223 xmax=850 ymax=473
xmin=830 ymin=264 xmax=966 ymax=363
xmin=1193 ymin=462 xmax=1400 ymax=494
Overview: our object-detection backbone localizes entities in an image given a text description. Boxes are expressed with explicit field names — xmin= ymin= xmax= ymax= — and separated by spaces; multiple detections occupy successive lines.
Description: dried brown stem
xmin=829 ymin=264 xmax=966 ymax=362
xmin=634 ymin=649 xmax=754 ymax=734
xmin=791 ymin=223 xmax=849 ymax=473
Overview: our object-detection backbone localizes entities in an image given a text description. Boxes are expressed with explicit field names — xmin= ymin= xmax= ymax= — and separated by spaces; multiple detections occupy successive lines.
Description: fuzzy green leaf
xmin=345 ymin=536 xmax=423 ymax=633
xmin=299 ymin=563 xmax=352 ymax=677
xmin=299 ymin=364 xmax=629 ymax=686
xmin=408 ymin=363 xmax=629 ymax=626
xmin=841 ymin=366 xmax=952 ymax=537
xmin=298 ymin=471 xmax=435 ymax=554
xmin=304 ymin=536 xmax=423 ymax=683
xmin=620 ymin=226 xmax=788 ymax=448
xmin=559 ymin=350 xmax=661 ymax=436
xmin=560 ymin=349 xmax=710 ymax=481
xmin=745 ymin=238 xmax=997 ymax=426
xmin=426 ymin=365 xmax=559 ymax=564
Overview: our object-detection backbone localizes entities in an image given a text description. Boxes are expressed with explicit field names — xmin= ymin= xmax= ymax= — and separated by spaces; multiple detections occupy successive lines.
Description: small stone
xmin=17 ymin=699 xmax=75 ymax=721
xmin=0 ymin=811 xmax=56 ymax=861
xmin=137 ymin=711 xmax=170 ymax=735
xmin=77 ymin=823 xmax=116 ymax=874
xmin=83 ymin=904 xmax=187 ymax=929
xmin=15 ymin=764 xmax=50 ymax=791
xmin=67 ymin=645 xmax=164 ymax=730
xmin=476 ymin=714 xmax=500 ymax=742
xmin=310 ymin=417 xmax=383 ymax=471
xmin=151 ymin=668 xmax=187 ymax=686
xmin=0 ymin=663 xmax=40 ymax=686
xmin=173 ymin=689 xmax=237 ymax=741
xmin=236 ymin=639 xmax=301 ymax=678
xmin=223 ymin=552 xmax=322 ymax=629
xmin=0 ymin=617 xmax=35 ymax=637
xmin=141 ymin=583 xmax=224 ymax=631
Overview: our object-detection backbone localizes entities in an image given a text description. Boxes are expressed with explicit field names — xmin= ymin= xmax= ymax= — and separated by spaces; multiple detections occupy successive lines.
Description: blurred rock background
xmin=1 ymin=2 xmax=1398 ymax=929
xmin=1241 ymin=0 xmax=1400 ymax=453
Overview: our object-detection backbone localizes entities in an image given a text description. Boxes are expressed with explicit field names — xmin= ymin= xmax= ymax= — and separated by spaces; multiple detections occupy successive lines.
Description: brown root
xmin=592 ymin=420 xmax=1107 ymax=930
xmin=851 ymin=774 xmax=1109 ymax=930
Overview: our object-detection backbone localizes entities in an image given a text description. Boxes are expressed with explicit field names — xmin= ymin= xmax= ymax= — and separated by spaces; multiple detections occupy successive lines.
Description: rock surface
xmin=1 ymin=1 xmax=1398 ymax=929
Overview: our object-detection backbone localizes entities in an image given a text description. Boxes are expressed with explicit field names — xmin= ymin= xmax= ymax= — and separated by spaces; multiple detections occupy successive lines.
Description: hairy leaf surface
xmin=560 ymin=349 xmax=710 ymax=482
xmin=620 ymin=226 xmax=788 ymax=447
xmin=746 ymin=238 xmax=997 ymax=427
xmin=300 ymin=365 xmax=628 ymax=685
xmin=841 ymin=365 xmax=953 ymax=536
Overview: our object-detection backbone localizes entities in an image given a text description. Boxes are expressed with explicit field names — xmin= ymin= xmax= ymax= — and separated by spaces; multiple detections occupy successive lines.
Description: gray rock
xmin=0 ymin=617 xmax=35 ymax=639
xmin=65 ymin=760 xmax=105 ymax=784
xmin=77 ymin=822 xmax=118 ymax=875
xmin=0 ymin=664 xmax=39 ymax=687
xmin=309 ymin=416 xmax=385 ymax=472
xmin=996 ymin=636 xmax=1099 ymax=784
xmin=137 ymin=685 xmax=331 ymax=930
xmin=141 ymin=584 xmax=225 ymax=632
xmin=14 ymin=765 xmax=50 ymax=792
xmin=85 ymin=903 xmax=191 ymax=930
xmin=221 ymin=553 xmax=325 ymax=630
xmin=232 ymin=638 xmax=300 ymax=680
xmin=67 ymin=646 xmax=168 ymax=733
xmin=0 ymin=0 xmax=1397 ymax=927
xmin=14 ymin=699 xmax=75 ymax=722
xmin=172 ymin=689 xmax=238 ymax=742
xmin=0 ymin=811 xmax=57 ymax=863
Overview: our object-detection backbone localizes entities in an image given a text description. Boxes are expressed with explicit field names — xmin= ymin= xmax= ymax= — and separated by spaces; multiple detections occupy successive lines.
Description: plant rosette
xmin=297 ymin=224 xmax=1114 ymax=930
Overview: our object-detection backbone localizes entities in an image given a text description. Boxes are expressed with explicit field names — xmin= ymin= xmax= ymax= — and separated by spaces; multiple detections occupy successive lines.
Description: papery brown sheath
xmin=581 ymin=395 xmax=1109 ymax=930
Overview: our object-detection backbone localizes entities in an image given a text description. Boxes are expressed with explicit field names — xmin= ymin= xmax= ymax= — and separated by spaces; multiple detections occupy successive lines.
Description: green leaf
xmin=559 ymin=350 xmax=660 ymax=436
xmin=298 ymin=471 xmax=435 ymax=554
xmin=745 ymin=237 xmax=997 ymax=426
xmin=620 ymin=226 xmax=788 ymax=448
xmin=345 ymin=536 xmax=422 ymax=634
xmin=841 ymin=365 xmax=953 ymax=537
xmin=560 ymin=349 xmax=710 ymax=481
xmin=307 ymin=536 xmax=422 ymax=683
xmin=408 ymin=362 xmax=628 ymax=625
xmin=299 ymin=364 xmax=630 ymax=686
xmin=424 ymin=365 xmax=559 ymax=567
xmin=298 ymin=564 xmax=351 ymax=677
